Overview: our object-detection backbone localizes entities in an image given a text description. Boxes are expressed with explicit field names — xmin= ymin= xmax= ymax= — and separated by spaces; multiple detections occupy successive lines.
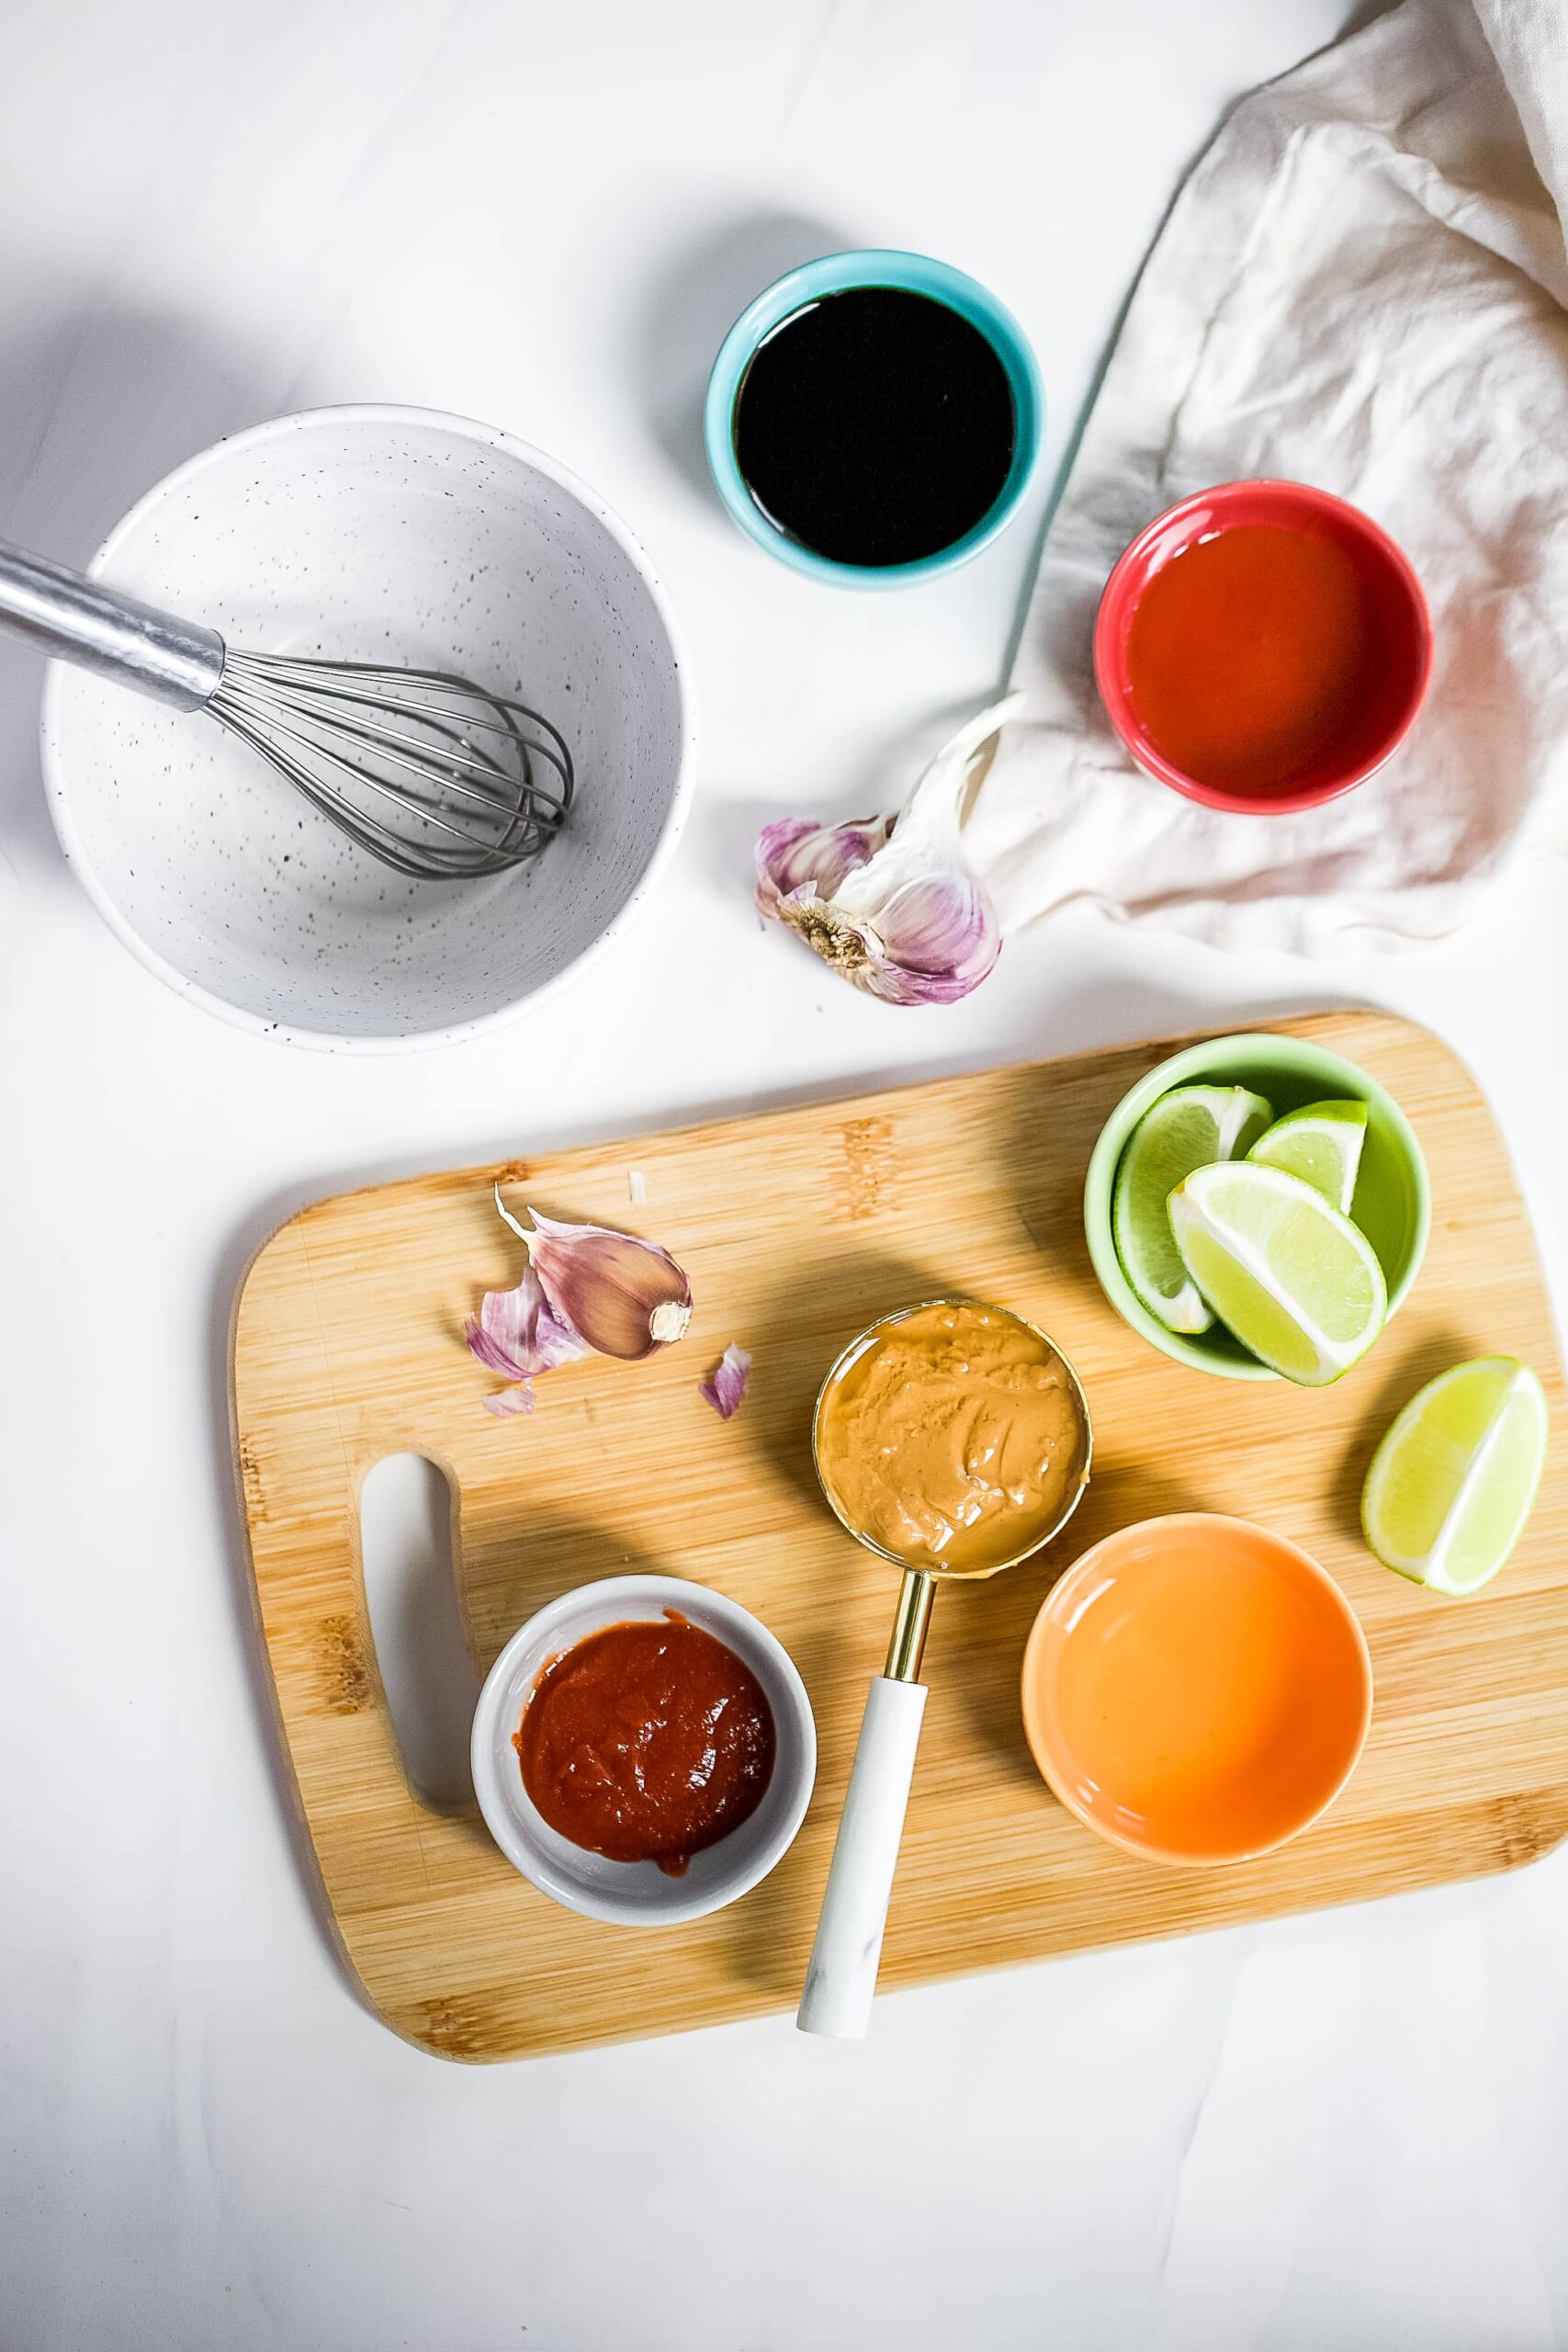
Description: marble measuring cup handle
xmin=796 ymin=1676 xmax=929 ymax=2041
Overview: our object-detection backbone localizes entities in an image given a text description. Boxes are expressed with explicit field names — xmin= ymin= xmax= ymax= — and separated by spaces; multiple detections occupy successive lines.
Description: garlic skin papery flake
xmin=755 ymin=692 xmax=1023 ymax=1005
xmin=699 ymin=1343 xmax=751 ymax=1419
xmin=467 ymin=1188 xmax=694 ymax=1409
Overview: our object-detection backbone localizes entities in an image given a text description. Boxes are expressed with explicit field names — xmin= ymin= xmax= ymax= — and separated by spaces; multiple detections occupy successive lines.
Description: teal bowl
xmin=703 ymin=247 xmax=1043 ymax=589
xmin=1083 ymin=1032 xmax=1431 ymax=1380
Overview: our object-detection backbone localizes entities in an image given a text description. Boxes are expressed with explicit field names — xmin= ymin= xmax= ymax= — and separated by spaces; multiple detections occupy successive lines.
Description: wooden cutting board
xmin=231 ymin=1012 xmax=1568 ymax=2063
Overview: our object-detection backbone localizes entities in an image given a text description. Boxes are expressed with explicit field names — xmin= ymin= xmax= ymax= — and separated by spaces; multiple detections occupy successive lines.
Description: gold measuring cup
xmin=796 ymin=1298 xmax=1092 ymax=2041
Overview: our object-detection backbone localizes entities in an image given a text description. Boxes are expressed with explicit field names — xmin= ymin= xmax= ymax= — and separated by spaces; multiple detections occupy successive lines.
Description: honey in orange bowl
xmin=1021 ymin=1514 xmax=1371 ymax=1865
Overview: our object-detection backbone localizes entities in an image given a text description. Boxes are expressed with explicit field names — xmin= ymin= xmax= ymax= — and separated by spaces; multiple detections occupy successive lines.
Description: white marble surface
xmin=3 ymin=4 xmax=1567 ymax=2346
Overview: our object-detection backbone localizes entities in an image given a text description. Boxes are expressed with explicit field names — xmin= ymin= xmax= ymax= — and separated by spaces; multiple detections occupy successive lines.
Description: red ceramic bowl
xmin=1094 ymin=480 xmax=1432 ymax=815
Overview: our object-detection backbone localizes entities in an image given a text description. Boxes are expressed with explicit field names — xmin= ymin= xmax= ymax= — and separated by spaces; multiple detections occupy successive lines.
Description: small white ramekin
xmin=471 ymin=1575 xmax=816 ymax=1927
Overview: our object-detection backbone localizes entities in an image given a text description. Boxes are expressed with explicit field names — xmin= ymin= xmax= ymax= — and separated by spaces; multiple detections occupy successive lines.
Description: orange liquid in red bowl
xmin=1128 ymin=526 xmax=1407 ymax=798
xmin=1095 ymin=481 xmax=1431 ymax=813
xmin=1021 ymin=1515 xmax=1371 ymax=1864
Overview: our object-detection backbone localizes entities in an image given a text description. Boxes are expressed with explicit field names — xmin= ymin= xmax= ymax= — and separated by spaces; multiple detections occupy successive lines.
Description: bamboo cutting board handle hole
xmin=360 ymin=1453 xmax=479 ymax=1811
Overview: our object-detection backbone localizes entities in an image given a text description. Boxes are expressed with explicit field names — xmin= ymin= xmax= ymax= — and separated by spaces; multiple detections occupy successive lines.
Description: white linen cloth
xmin=968 ymin=0 xmax=1568 ymax=954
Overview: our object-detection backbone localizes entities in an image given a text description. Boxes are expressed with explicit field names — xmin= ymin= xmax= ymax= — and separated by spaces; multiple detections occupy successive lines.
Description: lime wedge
xmin=1112 ymin=1085 xmax=1274 ymax=1335
xmin=1168 ymin=1160 xmax=1387 ymax=1385
xmin=1248 ymin=1100 xmax=1369 ymax=1216
xmin=1362 ymin=1356 xmax=1549 ymax=1593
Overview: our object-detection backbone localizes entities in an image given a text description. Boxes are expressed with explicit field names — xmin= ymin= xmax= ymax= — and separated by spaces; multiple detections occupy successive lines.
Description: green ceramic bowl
xmin=1083 ymin=1032 xmax=1431 ymax=1380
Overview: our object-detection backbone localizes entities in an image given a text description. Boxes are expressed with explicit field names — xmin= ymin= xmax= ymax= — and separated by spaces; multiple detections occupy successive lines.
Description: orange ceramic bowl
xmin=1021 ymin=1515 xmax=1371 ymax=1866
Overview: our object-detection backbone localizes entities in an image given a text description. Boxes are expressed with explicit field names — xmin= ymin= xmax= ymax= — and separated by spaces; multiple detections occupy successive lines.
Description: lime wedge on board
xmin=1362 ymin=1356 xmax=1549 ymax=1593
xmin=1112 ymin=1086 xmax=1273 ymax=1335
xmin=1168 ymin=1159 xmax=1387 ymax=1385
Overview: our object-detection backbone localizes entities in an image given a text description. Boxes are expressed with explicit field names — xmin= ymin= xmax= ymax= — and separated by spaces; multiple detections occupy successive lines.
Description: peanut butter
xmin=815 ymin=1301 xmax=1089 ymax=1577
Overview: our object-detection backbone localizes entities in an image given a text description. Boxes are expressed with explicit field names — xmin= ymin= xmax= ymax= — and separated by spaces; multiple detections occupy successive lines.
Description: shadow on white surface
xmin=631 ymin=206 xmax=851 ymax=504
xmin=0 ymin=278 xmax=285 ymax=884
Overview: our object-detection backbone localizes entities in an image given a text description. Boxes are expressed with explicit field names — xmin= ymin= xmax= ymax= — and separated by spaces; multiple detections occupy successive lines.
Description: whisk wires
xmin=211 ymin=650 xmax=574 ymax=879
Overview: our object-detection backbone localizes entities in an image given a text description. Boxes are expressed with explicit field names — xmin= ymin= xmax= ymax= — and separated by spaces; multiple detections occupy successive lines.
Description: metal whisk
xmin=0 ymin=540 xmax=572 ymax=879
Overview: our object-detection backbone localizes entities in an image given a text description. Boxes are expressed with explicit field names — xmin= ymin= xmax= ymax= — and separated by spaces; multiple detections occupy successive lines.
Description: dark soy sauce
xmin=732 ymin=287 xmax=1016 ymax=568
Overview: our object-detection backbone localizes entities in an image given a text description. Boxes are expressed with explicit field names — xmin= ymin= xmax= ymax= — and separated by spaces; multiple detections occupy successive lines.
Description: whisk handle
xmin=0 ymin=540 xmax=225 ymax=711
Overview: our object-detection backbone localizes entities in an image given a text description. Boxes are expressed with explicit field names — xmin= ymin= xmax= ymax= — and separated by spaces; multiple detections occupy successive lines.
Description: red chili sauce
xmin=515 ymin=1612 xmax=776 ymax=1876
xmin=1125 ymin=525 xmax=1404 ymax=798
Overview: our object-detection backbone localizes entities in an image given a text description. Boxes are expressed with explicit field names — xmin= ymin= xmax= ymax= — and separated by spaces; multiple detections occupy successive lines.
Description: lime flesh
xmin=1168 ymin=1160 xmax=1387 ymax=1385
xmin=1248 ymin=1100 xmax=1368 ymax=1216
xmin=1112 ymin=1086 xmax=1273 ymax=1335
xmin=1362 ymin=1356 xmax=1549 ymax=1593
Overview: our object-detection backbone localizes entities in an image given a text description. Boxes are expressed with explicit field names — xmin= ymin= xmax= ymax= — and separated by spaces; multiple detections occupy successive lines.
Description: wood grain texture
xmin=231 ymin=1012 xmax=1568 ymax=2063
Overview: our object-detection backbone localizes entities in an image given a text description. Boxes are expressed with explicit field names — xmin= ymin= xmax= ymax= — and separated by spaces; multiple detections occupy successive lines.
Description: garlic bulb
xmin=755 ymin=693 xmax=1022 ymax=1005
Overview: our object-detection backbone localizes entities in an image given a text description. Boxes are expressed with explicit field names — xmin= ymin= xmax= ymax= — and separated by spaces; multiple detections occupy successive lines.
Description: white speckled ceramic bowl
xmin=42 ymin=405 xmax=694 ymax=1050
